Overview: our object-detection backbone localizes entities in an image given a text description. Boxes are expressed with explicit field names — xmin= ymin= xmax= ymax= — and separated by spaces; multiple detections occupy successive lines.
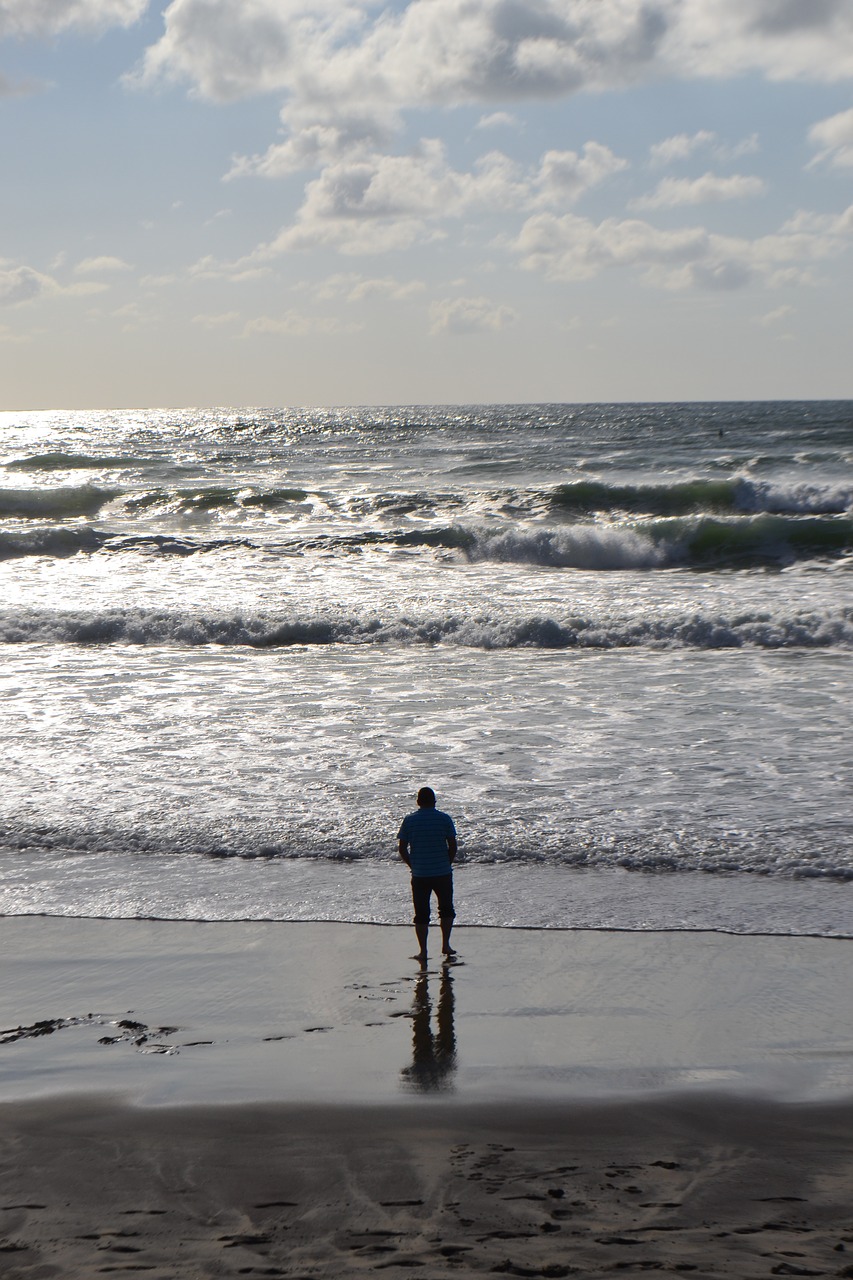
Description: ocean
xmin=1 ymin=402 xmax=850 ymax=938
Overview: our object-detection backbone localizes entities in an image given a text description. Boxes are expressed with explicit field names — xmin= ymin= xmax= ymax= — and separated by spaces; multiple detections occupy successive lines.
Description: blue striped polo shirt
xmin=398 ymin=807 xmax=457 ymax=877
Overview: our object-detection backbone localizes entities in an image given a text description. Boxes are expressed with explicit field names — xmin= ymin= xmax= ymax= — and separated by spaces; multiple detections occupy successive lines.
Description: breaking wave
xmin=0 ymin=605 xmax=849 ymax=649
xmin=1 ymin=514 xmax=851 ymax=569
xmin=2 ymin=817 xmax=851 ymax=886
xmin=296 ymin=512 xmax=853 ymax=570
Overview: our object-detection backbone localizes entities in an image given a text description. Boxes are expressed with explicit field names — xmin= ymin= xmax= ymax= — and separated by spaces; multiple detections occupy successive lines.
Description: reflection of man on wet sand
xmin=397 ymin=786 xmax=457 ymax=964
xmin=400 ymin=966 xmax=457 ymax=1093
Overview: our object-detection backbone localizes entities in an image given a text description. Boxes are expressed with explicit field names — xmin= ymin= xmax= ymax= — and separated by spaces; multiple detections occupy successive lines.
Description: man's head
xmin=416 ymin=786 xmax=436 ymax=808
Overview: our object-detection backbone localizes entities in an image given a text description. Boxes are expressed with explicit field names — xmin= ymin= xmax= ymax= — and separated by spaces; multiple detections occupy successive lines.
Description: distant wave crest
xmin=0 ymin=484 xmax=118 ymax=519
xmin=4 ymin=452 xmax=150 ymax=472
xmin=550 ymin=476 xmax=853 ymax=517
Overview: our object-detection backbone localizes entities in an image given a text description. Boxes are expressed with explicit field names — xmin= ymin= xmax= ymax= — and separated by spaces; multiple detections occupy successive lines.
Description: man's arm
xmin=447 ymin=833 xmax=457 ymax=864
xmin=398 ymin=838 xmax=412 ymax=869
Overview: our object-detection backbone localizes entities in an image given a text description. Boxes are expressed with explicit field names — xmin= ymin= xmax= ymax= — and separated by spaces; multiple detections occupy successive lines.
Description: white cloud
xmin=513 ymin=205 xmax=852 ymax=290
xmin=226 ymin=109 xmax=402 ymax=181
xmin=781 ymin=204 xmax=853 ymax=235
xmin=728 ymin=132 xmax=760 ymax=159
xmin=514 ymin=213 xmax=711 ymax=283
xmin=129 ymin=0 xmax=853 ymax=285
xmin=649 ymin=131 xmax=716 ymax=166
xmin=108 ymin=301 xmax=159 ymax=330
xmin=0 ymin=263 xmax=55 ymax=305
xmin=132 ymin=0 xmax=352 ymax=101
xmin=255 ymin=141 xmax=528 ymax=256
xmin=130 ymin=0 xmax=853 ymax=280
xmin=244 ymin=311 xmax=361 ymax=337
xmin=74 ymin=255 xmax=133 ymax=274
xmin=476 ymin=111 xmax=520 ymax=130
xmin=808 ymin=106 xmax=853 ymax=168
xmin=0 ymin=261 xmax=113 ymax=305
xmin=203 ymin=209 xmax=234 ymax=227
xmin=754 ymin=304 xmax=795 ymax=326
xmin=429 ymin=296 xmax=516 ymax=335
xmin=244 ymin=138 xmax=627 ymax=259
xmin=649 ymin=130 xmax=761 ymax=168
xmin=533 ymin=142 xmax=628 ymax=207
xmin=139 ymin=272 xmax=179 ymax=289
xmin=0 ymin=0 xmax=147 ymax=39
xmin=188 ymin=255 xmax=271 ymax=282
xmin=631 ymin=172 xmax=766 ymax=209
xmin=140 ymin=0 xmax=853 ymax=114
xmin=312 ymin=273 xmax=426 ymax=302
xmin=192 ymin=310 xmax=240 ymax=328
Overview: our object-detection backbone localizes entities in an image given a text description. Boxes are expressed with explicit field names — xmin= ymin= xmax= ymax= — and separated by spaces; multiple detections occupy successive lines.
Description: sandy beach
xmin=1 ymin=918 xmax=852 ymax=1276
xmin=3 ymin=1092 xmax=853 ymax=1278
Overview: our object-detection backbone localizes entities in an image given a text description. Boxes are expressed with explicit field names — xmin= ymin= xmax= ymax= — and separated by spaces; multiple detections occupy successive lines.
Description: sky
xmin=2 ymin=0 xmax=853 ymax=408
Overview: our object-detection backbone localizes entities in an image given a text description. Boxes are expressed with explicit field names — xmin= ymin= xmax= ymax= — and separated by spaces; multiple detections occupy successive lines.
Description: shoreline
xmin=6 ymin=910 xmax=853 ymax=941
xmin=4 ymin=854 xmax=852 ymax=937
xmin=2 ymin=916 xmax=852 ymax=1107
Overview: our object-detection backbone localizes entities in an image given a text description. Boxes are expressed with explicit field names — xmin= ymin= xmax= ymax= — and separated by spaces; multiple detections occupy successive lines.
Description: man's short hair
xmin=417 ymin=786 xmax=436 ymax=807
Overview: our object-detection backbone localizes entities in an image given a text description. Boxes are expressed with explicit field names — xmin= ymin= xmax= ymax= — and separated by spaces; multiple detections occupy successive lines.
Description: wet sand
xmin=1 ymin=918 xmax=852 ymax=1276
xmin=2 ymin=1094 xmax=853 ymax=1278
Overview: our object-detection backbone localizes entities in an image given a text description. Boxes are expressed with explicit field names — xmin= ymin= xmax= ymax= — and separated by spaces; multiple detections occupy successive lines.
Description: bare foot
xmin=442 ymin=947 xmax=457 ymax=957
xmin=412 ymin=952 xmax=428 ymax=964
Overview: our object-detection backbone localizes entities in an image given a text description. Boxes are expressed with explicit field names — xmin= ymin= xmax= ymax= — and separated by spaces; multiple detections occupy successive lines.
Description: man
xmin=397 ymin=786 xmax=458 ymax=963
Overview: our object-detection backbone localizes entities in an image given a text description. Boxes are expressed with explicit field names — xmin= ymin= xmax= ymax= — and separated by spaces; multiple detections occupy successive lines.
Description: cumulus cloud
xmin=649 ymin=130 xmax=717 ymax=166
xmin=242 ymin=137 xmax=627 ymax=258
xmin=74 ymin=255 xmax=133 ymax=274
xmin=514 ymin=213 xmax=711 ymax=283
xmin=126 ymin=0 xmax=853 ymax=275
xmin=0 ymin=264 xmax=54 ymax=306
xmin=188 ymin=255 xmax=271 ymax=282
xmin=808 ymin=106 xmax=853 ymax=168
xmin=251 ymin=141 xmax=529 ymax=255
xmin=649 ymin=130 xmax=761 ymax=168
xmin=512 ymin=205 xmax=851 ymax=290
xmin=126 ymin=0 xmax=853 ymax=276
xmin=139 ymin=0 xmax=853 ymax=113
xmin=0 ymin=0 xmax=147 ymax=38
xmin=631 ymin=172 xmax=766 ymax=209
xmin=533 ymin=142 xmax=628 ymax=206
xmin=313 ymin=273 xmax=426 ymax=302
xmin=132 ymin=0 xmax=352 ymax=101
xmin=429 ymin=295 xmax=516 ymax=334
xmin=0 ymin=261 xmax=112 ymax=305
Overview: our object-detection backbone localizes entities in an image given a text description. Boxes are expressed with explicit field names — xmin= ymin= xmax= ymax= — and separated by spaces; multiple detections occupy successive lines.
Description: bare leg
xmin=440 ymin=916 xmax=455 ymax=956
xmin=414 ymin=922 xmax=428 ymax=963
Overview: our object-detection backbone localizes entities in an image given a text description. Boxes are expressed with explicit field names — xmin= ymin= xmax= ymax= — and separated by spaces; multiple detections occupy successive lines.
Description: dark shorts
xmin=411 ymin=875 xmax=455 ymax=925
